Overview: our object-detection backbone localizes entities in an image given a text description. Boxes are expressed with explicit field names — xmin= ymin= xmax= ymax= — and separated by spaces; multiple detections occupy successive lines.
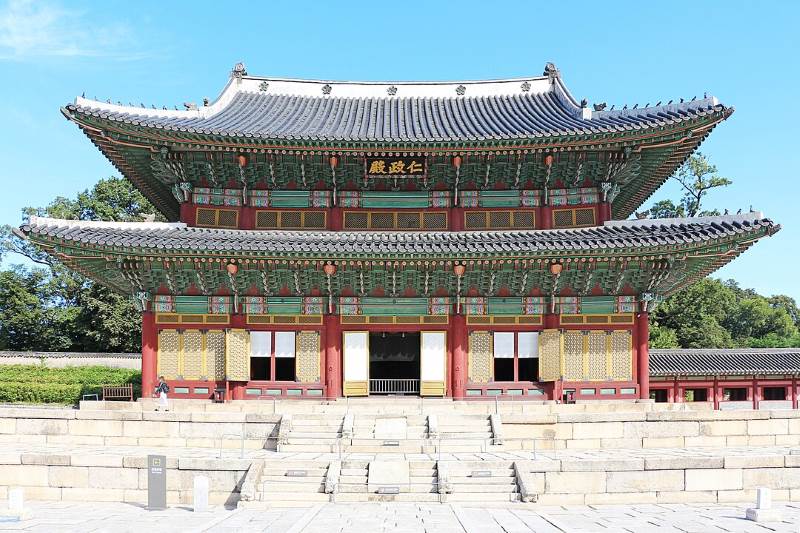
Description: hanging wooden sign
xmin=365 ymin=156 xmax=425 ymax=176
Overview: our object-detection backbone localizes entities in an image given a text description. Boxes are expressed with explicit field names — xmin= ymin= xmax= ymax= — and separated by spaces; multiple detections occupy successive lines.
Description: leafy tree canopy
xmin=651 ymin=279 xmax=800 ymax=349
xmin=0 ymin=177 xmax=158 ymax=352
xmin=645 ymin=153 xmax=732 ymax=219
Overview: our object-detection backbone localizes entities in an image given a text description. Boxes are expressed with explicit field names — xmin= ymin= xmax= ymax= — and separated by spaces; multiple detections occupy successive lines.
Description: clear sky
xmin=1 ymin=0 xmax=797 ymax=301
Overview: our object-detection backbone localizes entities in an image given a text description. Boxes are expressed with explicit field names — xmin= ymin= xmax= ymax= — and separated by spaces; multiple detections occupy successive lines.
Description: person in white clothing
xmin=155 ymin=376 xmax=170 ymax=411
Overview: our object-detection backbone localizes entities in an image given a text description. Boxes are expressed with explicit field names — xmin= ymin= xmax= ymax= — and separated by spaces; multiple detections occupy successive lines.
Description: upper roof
xmin=650 ymin=348 xmax=800 ymax=376
xmin=65 ymin=63 xmax=726 ymax=143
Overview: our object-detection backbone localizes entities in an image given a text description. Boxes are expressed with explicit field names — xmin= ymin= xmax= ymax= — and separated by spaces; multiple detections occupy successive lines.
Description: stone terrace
xmin=2 ymin=399 xmax=800 ymax=507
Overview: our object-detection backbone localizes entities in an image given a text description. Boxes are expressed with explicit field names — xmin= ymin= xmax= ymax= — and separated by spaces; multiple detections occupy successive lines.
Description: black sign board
xmin=366 ymin=156 xmax=425 ymax=176
xmin=147 ymin=454 xmax=167 ymax=510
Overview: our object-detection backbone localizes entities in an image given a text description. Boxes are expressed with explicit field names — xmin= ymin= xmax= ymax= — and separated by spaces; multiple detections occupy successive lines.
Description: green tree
xmin=0 ymin=177 xmax=158 ymax=352
xmin=646 ymin=153 xmax=732 ymax=218
xmin=651 ymin=278 xmax=800 ymax=349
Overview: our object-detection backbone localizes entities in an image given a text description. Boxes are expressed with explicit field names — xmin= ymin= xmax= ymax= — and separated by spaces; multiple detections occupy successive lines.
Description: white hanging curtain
xmin=493 ymin=332 xmax=515 ymax=359
xmin=274 ymin=332 xmax=296 ymax=358
xmin=518 ymin=332 xmax=539 ymax=359
xmin=250 ymin=331 xmax=271 ymax=358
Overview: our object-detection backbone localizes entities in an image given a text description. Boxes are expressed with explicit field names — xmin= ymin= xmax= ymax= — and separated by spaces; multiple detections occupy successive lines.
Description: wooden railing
xmin=369 ymin=379 xmax=420 ymax=395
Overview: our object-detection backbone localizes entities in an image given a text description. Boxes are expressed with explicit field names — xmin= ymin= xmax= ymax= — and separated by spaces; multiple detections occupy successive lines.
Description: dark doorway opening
xmin=651 ymin=389 xmax=668 ymax=403
xmin=763 ymin=386 xmax=786 ymax=400
xmin=369 ymin=332 xmax=420 ymax=394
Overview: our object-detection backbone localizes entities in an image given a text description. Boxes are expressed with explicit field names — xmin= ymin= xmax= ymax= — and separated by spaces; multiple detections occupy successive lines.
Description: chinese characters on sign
xmin=366 ymin=156 xmax=426 ymax=176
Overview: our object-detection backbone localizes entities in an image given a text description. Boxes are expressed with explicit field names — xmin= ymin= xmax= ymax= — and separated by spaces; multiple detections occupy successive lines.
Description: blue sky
xmin=1 ymin=0 xmax=797 ymax=301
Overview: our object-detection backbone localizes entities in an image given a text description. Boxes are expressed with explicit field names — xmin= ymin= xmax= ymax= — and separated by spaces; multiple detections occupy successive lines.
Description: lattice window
xmin=206 ymin=330 xmax=226 ymax=380
xmin=157 ymin=329 xmax=180 ymax=380
xmin=344 ymin=212 xmax=368 ymax=229
xmin=463 ymin=210 xmax=536 ymax=230
xmin=397 ymin=212 xmax=421 ymax=229
xmin=552 ymin=207 xmax=596 ymax=228
xmin=304 ymin=211 xmax=326 ymax=229
xmin=281 ymin=211 xmax=302 ymax=228
xmin=255 ymin=211 xmax=278 ymax=228
xmin=468 ymin=331 xmax=492 ymax=383
xmin=254 ymin=210 xmax=327 ymax=230
xmin=196 ymin=207 xmax=239 ymax=229
xmin=610 ymin=330 xmax=632 ymax=380
xmin=225 ymin=329 xmax=250 ymax=382
xmin=371 ymin=212 xmax=394 ymax=229
xmin=552 ymin=209 xmax=573 ymax=229
xmin=296 ymin=331 xmax=321 ymax=383
xmin=423 ymin=212 xmax=447 ymax=230
xmin=538 ymin=329 xmax=561 ymax=381
xmin=563 ymin=330 xmax=584 ymax=381
xmin=182 ymin=330 xmax=204 ymax=380
xmin=489 ymin=211 xmax=511 ymax=228
xmin=587 ymin=332 xmax=607 ymax=381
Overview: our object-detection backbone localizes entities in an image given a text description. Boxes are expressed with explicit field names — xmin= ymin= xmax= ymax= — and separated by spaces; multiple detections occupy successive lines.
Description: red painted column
xmin=792 ymin=378 xmax=798 ymax=410
xmin=544 ymin=313 xmax=559 ymax=329
xmin=240 ymin=206 xmax=254 ymax=230
xmin=540 ymin=206 xmax=552 ymax=230
xmin=329 ymin=207 xmax=343 ymax=231
xmin=179 ymin=203 xmax=196 ymax=226
xmin=599 ymin=202 xmax=611 ymax=224
xmin=319 ymin=325 xmax=328 ymax=395
xmin=449 ymin=207 xmax=464 ymax=232
xmin=325 ymin=314 xmax=342 ymax=398
xmin=141 ymin=311 xmax=158 ymax=399
xmin=713 ymin=377 xmax=720 ymax=410
xmin=451 ymin=314 xmax=467 ymax=399
xmin=637 ymin=311 xmax=650 ymax=400
xmin=231 ymin=383 xmax=245 ymax=400
xmin=753 ymin=378 xmax=760 ymax=410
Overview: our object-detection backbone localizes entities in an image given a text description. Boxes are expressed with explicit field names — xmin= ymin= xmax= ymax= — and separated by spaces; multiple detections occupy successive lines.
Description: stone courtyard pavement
xmin=1 ymin=501 xmax=799 ymax=532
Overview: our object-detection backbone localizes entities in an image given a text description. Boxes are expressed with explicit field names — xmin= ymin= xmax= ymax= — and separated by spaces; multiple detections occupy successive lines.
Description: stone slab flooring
xmin=1 ymin=501 xmax=800 ymax=532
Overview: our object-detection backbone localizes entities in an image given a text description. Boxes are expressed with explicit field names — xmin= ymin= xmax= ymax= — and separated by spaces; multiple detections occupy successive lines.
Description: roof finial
xmin=543 ymin=62 xmax=559 ymax=82
xmin=593 ymin=102 xmax=607 ymax=111
xmin=232 ymin=62 xmax=247 ymax=79
xmin=580 ymin=98 xmax=588 ymax=108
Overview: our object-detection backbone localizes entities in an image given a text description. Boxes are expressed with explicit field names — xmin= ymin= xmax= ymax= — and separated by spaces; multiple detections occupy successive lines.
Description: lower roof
xmin=650 ymin=348 xmax=800 ymax=376
xmin=20 ymin=213 xmax=775 ymax=258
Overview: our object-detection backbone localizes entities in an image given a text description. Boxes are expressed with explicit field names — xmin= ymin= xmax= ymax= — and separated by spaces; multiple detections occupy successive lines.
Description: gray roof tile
xmin=21 ymin=214 xmax=775 ymax=258
xmin=650 ymin=348 xmax=800 ymax=376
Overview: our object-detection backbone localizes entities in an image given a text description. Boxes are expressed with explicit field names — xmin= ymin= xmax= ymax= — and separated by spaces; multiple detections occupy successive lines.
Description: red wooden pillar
xmin=319 ymin=325 xmax=328 ymax=395
xmin=599 ymin=202 xmax=611 ymax=224
xmin=329 ymin=207 xmax=343 ymax=231
xmin=713 ymin=377 xmax=720 ymax=410
xmin=179 ymin=203 xmax=196 ymax=226
xmin=540 ymin=206 xmax=552 ymax=230
xmin=141 ymin=311 xmax=158 ymax=399
xmin=325 ymin=314 xmax=342 ymax=398
xmin=451 ymin=314 xmax=467 ymax=399
xmin=449 ymin=207 xmax=464 ymax=232
xmin=753 ymin=378 xmax=760 ymax=410
xmin=240 ymin=206 xmax=254 ymax=230
xmin=636 ymin=311 xmax=650 ymax=400
xmin=231 ymin=383 xmax=245 ymax=400
xmin=792 ymin=377 xmax=798 ymax=410
xmin=544 ymin=313 xmax=559 ymax=329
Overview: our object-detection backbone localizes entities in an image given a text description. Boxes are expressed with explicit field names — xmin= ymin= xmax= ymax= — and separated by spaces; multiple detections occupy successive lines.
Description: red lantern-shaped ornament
xmin=544 ymin=154 xmax=554 ymax=167
xmin=226 ymin=262 xmax=238 ymax=275
xmin=323 ymin=263 xmax=337 ymax=276
xmin=549 ymin=262 xmax=562 ymax=276
xmin=329 ymin=155 xmax=339 ymax=169
xmin=453 ymin=264 xmax=466 ymax=277
xmin=452 ymin=155 xmax=463 ymax=169
xmin=236 ymin=154 xmax=248 ymax=168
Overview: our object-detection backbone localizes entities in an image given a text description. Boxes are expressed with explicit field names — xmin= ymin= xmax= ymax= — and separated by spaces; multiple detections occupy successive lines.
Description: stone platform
xmin=2 ymin=399 xmax=800 ymax=507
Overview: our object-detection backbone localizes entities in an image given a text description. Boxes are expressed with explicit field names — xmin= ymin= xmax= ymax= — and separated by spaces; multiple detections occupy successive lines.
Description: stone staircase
xmin=336 ymin=460 xmax=369 ymax=493
xmin=443 ymin=461 xmax=520 ymax=502
xmin=437 ymin=414 xmax=494 ymax=452
xmin=277 ymin=414 xmax=344 ymax=452
xmin=256 ymin=460 xmax=331 ymax=505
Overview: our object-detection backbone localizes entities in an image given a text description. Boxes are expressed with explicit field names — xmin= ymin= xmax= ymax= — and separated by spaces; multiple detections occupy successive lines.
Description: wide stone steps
xmin=260 ymin=481 xmax=325 ymax=492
